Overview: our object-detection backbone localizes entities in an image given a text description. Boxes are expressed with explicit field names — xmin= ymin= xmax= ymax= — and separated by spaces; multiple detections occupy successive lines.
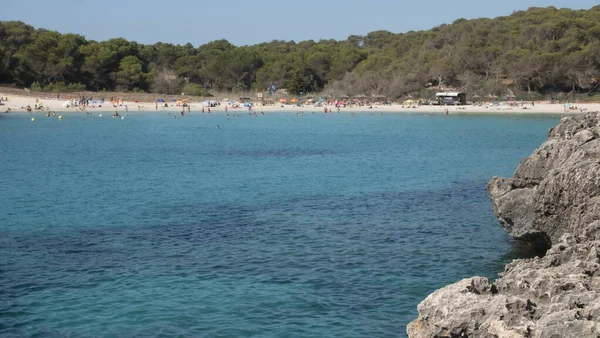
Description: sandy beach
xmin=0 ymin=92 xmax=594 ymax=116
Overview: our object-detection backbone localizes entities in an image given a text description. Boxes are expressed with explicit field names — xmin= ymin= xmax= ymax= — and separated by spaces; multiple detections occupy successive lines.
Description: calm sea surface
xmin=0 ymin=110 xmax=560 ymax=337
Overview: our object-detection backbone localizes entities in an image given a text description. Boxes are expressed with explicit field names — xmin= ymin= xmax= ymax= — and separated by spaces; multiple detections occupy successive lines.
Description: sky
xmin=1 ymin=0 xmax=598 ymax=46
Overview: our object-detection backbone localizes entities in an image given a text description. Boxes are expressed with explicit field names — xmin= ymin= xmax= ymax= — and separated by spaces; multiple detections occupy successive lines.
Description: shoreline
xmin=0 ymin=92 xmax=593 ymax=116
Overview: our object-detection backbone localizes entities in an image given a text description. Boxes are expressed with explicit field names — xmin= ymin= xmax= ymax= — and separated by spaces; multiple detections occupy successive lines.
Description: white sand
xmin=0 ymin=92 xmax=594 ymax=116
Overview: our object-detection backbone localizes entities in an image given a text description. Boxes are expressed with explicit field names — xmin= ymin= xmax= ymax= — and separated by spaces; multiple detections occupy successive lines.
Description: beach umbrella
xmin=157 ymin=99 xmax=165 ymax=102
xmin=471 ymin=94 xmax=480 ymax=98
xmin=290 ymin=98 xmax=298 ymax=103
xmin=564 ymin=103 xmax=572 ymax=107
xmin=279 ymin=98 xmax=288 ymax=103
xmin=171 ymin=99 xmax=177 ymax=102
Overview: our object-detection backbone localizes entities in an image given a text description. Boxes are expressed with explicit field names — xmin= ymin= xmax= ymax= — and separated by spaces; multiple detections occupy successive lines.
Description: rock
xmin=408 ymin=226 xmax=600 ymax=337
xmin=408 ymin=112 xmax=600 ymax=337
xmin=487 ymin=112 xmax=600 ymax=250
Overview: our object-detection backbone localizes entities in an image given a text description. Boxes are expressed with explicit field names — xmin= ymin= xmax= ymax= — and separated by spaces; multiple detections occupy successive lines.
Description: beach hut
xmin=436 ymin=92 xmax=467 ymax=105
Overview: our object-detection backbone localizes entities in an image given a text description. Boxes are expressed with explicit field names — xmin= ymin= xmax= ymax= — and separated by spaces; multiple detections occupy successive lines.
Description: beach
xmin=0 ymin=92 xmax=593 ymax=116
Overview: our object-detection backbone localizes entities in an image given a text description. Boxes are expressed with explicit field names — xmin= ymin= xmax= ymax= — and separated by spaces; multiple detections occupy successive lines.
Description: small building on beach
xmin=435 ymin=92 xmax=467 ymax=105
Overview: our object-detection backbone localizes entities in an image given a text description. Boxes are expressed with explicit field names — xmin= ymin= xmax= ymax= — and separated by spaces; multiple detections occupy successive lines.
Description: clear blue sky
xmin=1 ymin=0 xmax=597 ymax=46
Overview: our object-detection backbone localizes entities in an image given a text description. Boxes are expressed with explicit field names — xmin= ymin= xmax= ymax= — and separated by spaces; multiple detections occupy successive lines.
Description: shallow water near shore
xmin=0 ymin=111 xmax=560 ymax=337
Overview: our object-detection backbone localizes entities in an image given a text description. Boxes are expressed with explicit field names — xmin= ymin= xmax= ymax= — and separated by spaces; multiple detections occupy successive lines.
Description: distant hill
xmin=1 ymin=5 xmax=600 ymax=99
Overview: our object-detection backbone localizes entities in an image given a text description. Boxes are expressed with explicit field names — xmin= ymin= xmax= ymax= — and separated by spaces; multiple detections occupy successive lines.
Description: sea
xmin=0 ymin=110 xmax=560 ymax=337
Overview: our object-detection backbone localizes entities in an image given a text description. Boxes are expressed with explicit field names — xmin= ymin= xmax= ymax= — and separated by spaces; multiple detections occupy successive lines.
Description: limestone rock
xmin=408 ymin=227 xmax=600 ymax=337
xmin=408 ymin=113 xmax=600 ymax=337
xmin=488 ymin=112 xmax=600 ymax=250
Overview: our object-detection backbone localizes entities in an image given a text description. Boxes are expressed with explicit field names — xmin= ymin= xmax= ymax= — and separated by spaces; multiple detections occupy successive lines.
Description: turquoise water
xmin=0 ymin=111 xmax=559 ymax=337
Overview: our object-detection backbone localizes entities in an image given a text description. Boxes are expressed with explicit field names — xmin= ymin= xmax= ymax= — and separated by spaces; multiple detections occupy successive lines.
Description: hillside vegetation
xmin=1 ymin=6 xmax=600 ymax=99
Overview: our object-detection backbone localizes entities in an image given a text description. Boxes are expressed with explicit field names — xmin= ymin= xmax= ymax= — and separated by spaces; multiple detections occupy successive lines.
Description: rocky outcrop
xmin=408 ymin=112 xmax=600 ymax=337
xmin=407 ymin=223 xmax=600 ymax=337
xmin=488 ymin=112 xmax=600 ymax=251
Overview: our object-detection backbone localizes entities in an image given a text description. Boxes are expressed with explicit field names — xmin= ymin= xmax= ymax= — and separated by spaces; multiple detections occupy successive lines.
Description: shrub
xmin=30 ymin=82 xmax=42 ymax=92
xmin=182 ymin=83 xmax=210 ymax=97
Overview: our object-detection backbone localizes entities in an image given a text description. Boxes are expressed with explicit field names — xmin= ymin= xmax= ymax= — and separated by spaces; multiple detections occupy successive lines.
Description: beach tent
xmin=157 ymin=99 xmax=165 ymax=102
xmin=202 ymin=100 xmax=218 ymax=107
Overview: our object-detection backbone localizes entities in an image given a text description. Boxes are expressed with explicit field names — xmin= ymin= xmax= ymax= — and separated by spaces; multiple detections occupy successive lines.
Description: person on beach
xmin=155 ymin=102 xmax=158 ymax=110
